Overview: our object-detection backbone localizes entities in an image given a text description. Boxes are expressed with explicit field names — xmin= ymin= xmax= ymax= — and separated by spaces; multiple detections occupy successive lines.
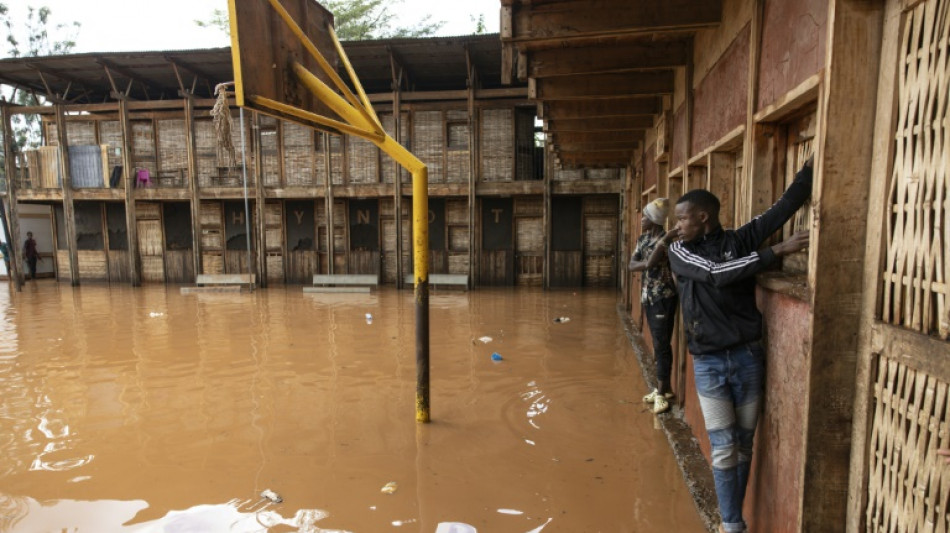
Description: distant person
xmin=663 ymin=155 xmax=814 ymax=533
xmin=628 ymin=198 xmax=677 ymax=414
xmin=0 ymin=241 xmax=9 ymax=277
xmin=23 ymin=231 xmax=40 ymax=281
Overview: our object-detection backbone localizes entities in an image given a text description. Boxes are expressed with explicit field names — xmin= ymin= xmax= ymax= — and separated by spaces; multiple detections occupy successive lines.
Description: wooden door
xmin=479 ymin=197 xmax=514 ymax=285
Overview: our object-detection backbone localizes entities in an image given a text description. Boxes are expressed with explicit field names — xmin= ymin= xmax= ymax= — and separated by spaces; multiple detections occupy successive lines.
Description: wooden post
xmin=253 ymin=112 xmax=267 ymax=287
xmin=184 ymin=96 xmax=202 ymax=278
xmin=803 ymin=0 xmax=885 ymax=530
xmin=394 ymin=79 xmax=404 ymax=288
xmin=119 ymin=99 xmax=140 ymax=286
xmin=54 ymin=104 xmax=80 ymax=286
xmin=324 ymin=134 xmax=334 ymax=275
xmin=708 ymin=152 xmax=735 ymax=227
xmin=1 ymin=105 xmax=23 ymax=290
xmin=845 ymin=1 xmax=900 ymax=530
xmin=739 ymin=0 xmax=764 ymax=224
xmin=468 ymin=78 xmax=477 ymax=289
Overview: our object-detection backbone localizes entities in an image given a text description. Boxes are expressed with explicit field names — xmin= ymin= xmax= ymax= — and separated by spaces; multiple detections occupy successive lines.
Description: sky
xmin=3 ymin=0 xmax=502 ymax=56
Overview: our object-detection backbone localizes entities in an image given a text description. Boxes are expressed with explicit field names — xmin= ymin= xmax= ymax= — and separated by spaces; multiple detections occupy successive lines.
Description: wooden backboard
xmin=228 ymin=0 xmax=342 ymax=133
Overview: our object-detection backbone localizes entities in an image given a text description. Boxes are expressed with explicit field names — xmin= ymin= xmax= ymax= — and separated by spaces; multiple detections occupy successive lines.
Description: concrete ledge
xmin=181 ymin=286 xmax=246 ymax=294
xmin=619 ymin=305 xmax=719 ymax=533
xmin=312 ymin=274 xmax=378 ymax=287
xmin=303 ymin=286 xmax=371 ymax=294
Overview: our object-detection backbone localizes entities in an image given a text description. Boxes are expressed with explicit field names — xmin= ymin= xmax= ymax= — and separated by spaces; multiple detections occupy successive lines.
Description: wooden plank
xmin=802 ymin=1 xmax=886 ymax=530
xmin=303 ymin=286 xmax=371 ymax=293
xmin=532 ymin=72 xmax=674 ymax=100
xmin=55 ymin=104 xmax=80 ymax=286
xmin=529 ymin=41 xmax=690 ymax=79
xmin=542 ymin=98 xmax=660 ymax=120
xmin=545 ymin=116 xmax=654 ymax=132
xmin=506 ymin=0 xmax=721 ymax=46
xmin=119 ymin=99 xmax=140 ymax=285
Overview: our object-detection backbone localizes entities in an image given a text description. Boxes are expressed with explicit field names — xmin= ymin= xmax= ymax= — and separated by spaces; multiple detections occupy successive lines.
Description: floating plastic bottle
xmin=365 ymin=313 xmax=373 ymax=324
xmin=491 ymin=353 xmax=503 ymax=361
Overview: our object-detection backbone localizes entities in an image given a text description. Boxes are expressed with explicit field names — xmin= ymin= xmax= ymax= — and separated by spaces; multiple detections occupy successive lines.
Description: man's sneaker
xmin=653 ymin=394 xmax=670 ymax=414
xmin=642 ymin=388 xmax=674 ymax=403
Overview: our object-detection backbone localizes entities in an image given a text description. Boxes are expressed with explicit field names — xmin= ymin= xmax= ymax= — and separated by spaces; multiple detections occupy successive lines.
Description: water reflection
xmin=0 ymin=284 xmax=704 ymax=532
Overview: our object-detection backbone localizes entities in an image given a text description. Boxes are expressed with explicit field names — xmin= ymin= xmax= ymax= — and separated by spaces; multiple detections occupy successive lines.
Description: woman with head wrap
xmin=628 ymin=198 xmax=678 ymax=414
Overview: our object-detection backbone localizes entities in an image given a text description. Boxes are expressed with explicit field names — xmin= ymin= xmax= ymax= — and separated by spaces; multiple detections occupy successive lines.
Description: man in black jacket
xmin=659 ymin=157 xmax=813 ymax=533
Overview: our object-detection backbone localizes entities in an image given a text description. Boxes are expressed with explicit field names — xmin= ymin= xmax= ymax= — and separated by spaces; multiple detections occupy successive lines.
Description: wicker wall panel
xmin=282 ymin=121 xmax=313 ymax=187
xmin=480 ymin=108 xmax=514 ymax=181
xmin=66 ymin=121 xmax=96 ymax=146
xmin=587 ymin=168 xmax=621 ymax=180
xmin=329 ymin=136 xmax=344 ymax=185
xmin=584 ymin=196 xmax=619 ymax=215
xmin=555 ymin=168 xmax=584 ymax=181
xmin=413 ymin=110 xmax=444 ymax=183
xmin=131 ymin=120 xmax=156 ymax=173
xmin=314 ymin=132 xmax=327 ymax=186
xmin=380 ymin=112 xmax=409 ymax=185
xmin=157 ymin=119 xmax=187 ymax=175
xmin=446 ymin=199 xmax=468 ymax=224
xmin=515 ymin=197 xmax=543 ymax=217
xmin=99 ymin=121 xmax=123 ymax=171
xmin=866 ymin=354 xmax=950 ymax=532
xmin=881 ymin=0 xmax=950 ymax=338
xmin=347 ymin=135 xmax=378 ymax=184
xmin=77 ymin=250 xmax=108 ymax=280
xmin=194 ymin=119 xmax=217 ymax=187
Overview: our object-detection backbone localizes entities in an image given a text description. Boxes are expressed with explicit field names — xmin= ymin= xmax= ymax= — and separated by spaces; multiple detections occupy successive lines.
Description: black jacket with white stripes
xmin=668 ymin=165 xmax=813 ymax=355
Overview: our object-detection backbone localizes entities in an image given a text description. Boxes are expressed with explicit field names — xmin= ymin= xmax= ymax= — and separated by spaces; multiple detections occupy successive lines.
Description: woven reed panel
xmin=201 ymin=229 xmax=222 ymax=249
xmin=583 ymin=255 xmax=613 ymax=286
xmin=156 ymin=119 xmax=187 ymax=175
xmin=66 ymin=121 xmax=96 ymax=146
xmin=140 ymin=256 xmax=165 ymax=282
xmin=311 ymin=131 xmax=326 ymax=186
xmin=347 ymin=135 xmax=378 ymax=184
xmin=446 ymin=149 xmax=470 ymax=183
xmin=99 ymin=121 xmax=122 ymax=171
xmin=448 ymin=253 xmax=469 ymax=274
xmin=135 ymin=202 xmax=161 ymax=220
xmin=56 ymin=250 xmax=69 ymax=278
xmin=260 ymin=116 xmax=280 ymax=187
xmin=480 ymin=109 xmax=514 ymax=181
xmin=265 ymin=227 xmax=282 ymax=251
xmin=131 ymin=121 xmax=156 ymax=172
xmin=329 ymin=136 xmax=344 ymax=185
xmin=881 ymin=0 xmax=950 ymax=338
xmin=194 ymin=119 xmax=217 ymax=187
xmin=866 ymin=354 xmax=950 ymax=532
xmin=265 ymin=201 xmax=282 ymax=226
xmin=202 ymin=252 xmax=224 ymax=275
xmin=380 ymin=112 xmax=409 ymax=185
xmin=137 ymin=219 xmax=163 ymax=256
xmin=516 ymin=217 xmax=543 ymax=253
xmin=77 ymin=250 xmax=107 ymax=280
xmin=443 ymin=199 xmax=464 ymax=225
xmin=515 ymin=197 xmax=543 ymax=217
xmin=412 ymin=110 xmax=444 ymax=183
xmin=446 ymin=111 xmax=471 ymax=183
xmin=448 ymin=225 xmax=469 ymax=252
xmin=584 ymin=196 xmax=619 ymax=216
xmin=380 ymin=198 xmax=395 ymax=217
xmin=381 ymin=217 xmax=397 ymax=282
xmin=266 ymin=253 xmax=283 ymax=282
xmin=282 ymin=121 xmax=313 ymax=187
xmin=200 ymin=201 xmax=222 ymax=227
xmin=587 ymin=168 xmax=621 ymax=180
xmin=555 ymin=168 xmax=584 ymax=181
xmin=45 ymin=122 xmax=58 ymax=145
xmin=584 ymin=216 xmax=616 ymax=254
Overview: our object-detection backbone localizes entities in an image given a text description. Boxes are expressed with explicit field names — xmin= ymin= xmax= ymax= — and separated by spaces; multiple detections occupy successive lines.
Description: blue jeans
xmin=692 ymin=342 xmax=764 ymax=533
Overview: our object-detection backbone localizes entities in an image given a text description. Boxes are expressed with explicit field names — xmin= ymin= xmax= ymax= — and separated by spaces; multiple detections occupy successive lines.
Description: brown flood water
xmin=0 ymin=282 xmax=705 ymax=533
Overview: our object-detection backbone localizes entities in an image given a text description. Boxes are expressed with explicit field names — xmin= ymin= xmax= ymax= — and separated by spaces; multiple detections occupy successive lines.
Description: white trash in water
xmin=365 ymin=313 xmax=373 ymax=324
xmin=477 ymin=336 xmax=493 ymax=344
xmin=149 ymin=312 xmax=164 ymax=318
xmin=260 ymin=489 xmax=282 ymax=503
xmin=436 ymin=523 xmax=477 ymax=533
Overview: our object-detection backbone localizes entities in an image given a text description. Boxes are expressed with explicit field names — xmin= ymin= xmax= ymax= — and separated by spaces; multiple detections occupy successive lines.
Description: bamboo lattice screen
xmin=866 ymin=355 xmax=950 ymax=532
xmin=881 ymin=0 xmax=950 ymax=339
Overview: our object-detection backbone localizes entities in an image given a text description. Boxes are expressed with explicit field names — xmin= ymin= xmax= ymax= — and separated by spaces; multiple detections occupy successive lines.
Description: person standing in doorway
xmin=23 ymin=231 xmax=40 ymax=281
xmin=662 ymin=155 xmax=814 ymax=533
xmin=628 ymin=197 xmax=677 ymax=414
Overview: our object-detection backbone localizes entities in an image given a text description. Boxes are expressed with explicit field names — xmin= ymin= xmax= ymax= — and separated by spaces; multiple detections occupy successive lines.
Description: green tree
xmin=0 ymin=4 xmax=80 ymax=150
xmin=196 ymin=0 xmax=445 ymax=41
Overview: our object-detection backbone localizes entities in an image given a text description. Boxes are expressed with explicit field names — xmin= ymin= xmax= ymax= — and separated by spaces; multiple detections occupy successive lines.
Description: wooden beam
xmin=529 ymin=40 xmax=690 ymax=78
xmin=54 ymin=104 xmax=80 ymax=286
xmin=1 ymin=106 xmax=23 ymax=290
xmin=552 ymin=130 xmax=645 ymax=144
xmin=545 ymin=116 xmax=654 ymax=132
xmin=506 ymin=0 xmax=721 ymax=46
xmin=531 ymin=71 xmax=674 ymax=100
xmin=119 ymin=99 xmax=141 ymax=286
xmin=552 ymin=142 xmax=639 ymax=152
xmin=542 ymin=97 xmax=660 ymax=119
xmin=95 ymin=57 xmax=166 ymax=95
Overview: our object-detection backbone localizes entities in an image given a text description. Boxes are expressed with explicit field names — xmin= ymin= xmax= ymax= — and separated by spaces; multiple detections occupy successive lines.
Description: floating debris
xmin=148 ymin=312 xmax=164 ymax=318
xmin=491 ymin=353 xmax=504 ymax=361
xmin=553 ymin=317 xmax=571 ymax=323
xmin=381 ymin=481 xmax=398 ymax=494
xmin=260 ymin=489 xmax=283 ymax=503
xmin=365 ymin=313 xmax=373 ymax=324
xmin=477 ymin=336 xmax=493 ymax=344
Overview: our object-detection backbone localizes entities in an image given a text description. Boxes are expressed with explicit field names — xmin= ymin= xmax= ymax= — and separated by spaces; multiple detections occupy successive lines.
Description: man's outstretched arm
xmin=668 ymin=230 xmax=810 ymax=287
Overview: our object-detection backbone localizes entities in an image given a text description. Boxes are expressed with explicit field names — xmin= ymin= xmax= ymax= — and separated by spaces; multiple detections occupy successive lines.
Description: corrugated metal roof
xmin=0 ymin=34 xmax=519 ymax=104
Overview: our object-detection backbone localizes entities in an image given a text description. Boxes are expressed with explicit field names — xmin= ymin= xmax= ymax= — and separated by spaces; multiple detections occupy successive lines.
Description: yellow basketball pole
xmin=252 ymin=4 xmax=431 ymax=422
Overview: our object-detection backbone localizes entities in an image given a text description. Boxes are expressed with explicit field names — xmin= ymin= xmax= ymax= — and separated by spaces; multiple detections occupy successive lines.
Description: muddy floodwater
xmin=0 ymin=282 xmax=705 ymax=533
